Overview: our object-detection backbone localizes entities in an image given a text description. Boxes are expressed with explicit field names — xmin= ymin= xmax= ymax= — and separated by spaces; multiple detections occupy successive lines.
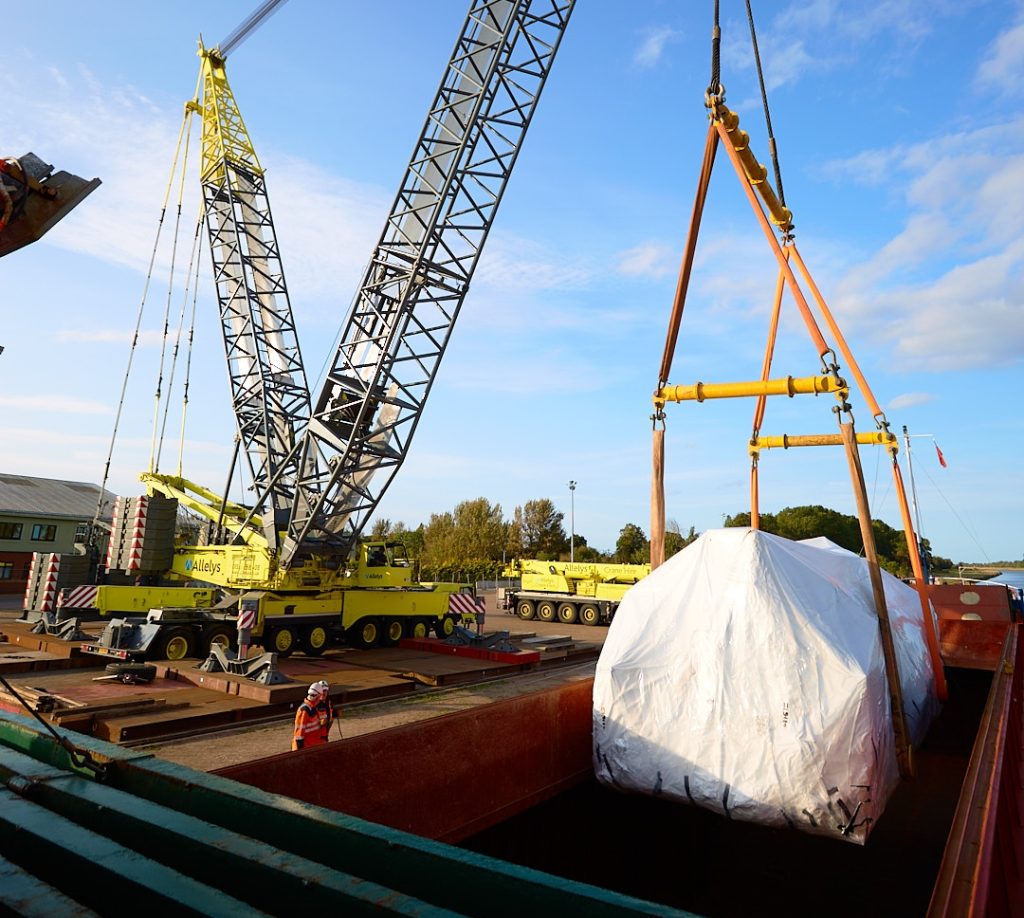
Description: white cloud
xmin=617 ymin=242 xmax=676 ymax=278
xmin=56 ymin=328 xmax=166 ymax=346
xmin=476 ymin=232 xmax=594 ymax=293
xmin=822 ymin=117 xmax=1024 ymax=369
xmin=442 ymin=348 xmax=608 ymax=396
xmin=839 ymin=238 xmax=1024 ymax=371
xmin=0 ymin=395 xmax=111 ymax=414
xmin=975 ymin=20 xmax=1024 ymax=94
xmin=887 ymin=392 xmax=936 ymax=410
xmin=723 ymin=0 xmax=972 ymax=91
xmin=633 ymin=26 xmax=681 ymax=69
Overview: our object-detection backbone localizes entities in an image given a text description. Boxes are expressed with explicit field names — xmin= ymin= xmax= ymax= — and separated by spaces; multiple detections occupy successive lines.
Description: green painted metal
xmin=0 ymin=853 xmax=99 ymax=918
xmin=0 ymin=745 xmax=452 ymax=917
xmin=0 ymin=790 xmax=264 ymax=917
xmin=0 ymin=710 xmax=688 ymax=917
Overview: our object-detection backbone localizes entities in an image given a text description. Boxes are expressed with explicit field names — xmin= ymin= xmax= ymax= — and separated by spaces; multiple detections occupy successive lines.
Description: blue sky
xmin=2 ymin=1 xmax=1022 ymax=564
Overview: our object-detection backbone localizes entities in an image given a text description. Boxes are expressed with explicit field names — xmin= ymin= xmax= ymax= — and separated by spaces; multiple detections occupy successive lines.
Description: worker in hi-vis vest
xmin=292 ymin=680 xmax=335 ymax=751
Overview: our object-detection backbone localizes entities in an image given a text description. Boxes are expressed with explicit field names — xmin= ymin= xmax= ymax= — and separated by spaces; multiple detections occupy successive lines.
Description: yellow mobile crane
xmin=81 ymin=0 xmax=575 ymax=664
xmin=501 ymin=559 xmax=650 ymax=626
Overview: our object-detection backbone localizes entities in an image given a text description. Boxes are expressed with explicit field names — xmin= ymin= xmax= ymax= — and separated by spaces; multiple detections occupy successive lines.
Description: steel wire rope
xmin=89 ymin=75 xmax=203 ymax=542
xmin=155 ymin=207 xmax=204 ymax=473
xmin=745 ymin=0 xmax=787 ymax=219
xmin=707 ymin=0 xmax=722 ymax=101
xmin=148 ymin=105 xmax=197 ymax=473
xmin=177 ymin=225 xmax=204 ymax=478
xmin=0 ymin=672 xmax=108 ymax=779
xmin=917 ymin=462 xmax=991 ymax=562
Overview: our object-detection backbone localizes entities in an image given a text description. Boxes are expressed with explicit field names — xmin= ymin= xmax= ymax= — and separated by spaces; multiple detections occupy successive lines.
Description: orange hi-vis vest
xmin=291 ymin=697 xmax=333 ymax=751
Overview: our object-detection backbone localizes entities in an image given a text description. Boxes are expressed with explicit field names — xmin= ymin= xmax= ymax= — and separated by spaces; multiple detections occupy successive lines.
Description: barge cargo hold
xmin=218 ymin=628 xmax=1024 ymax=917
xmin=2 ymin=626 xmax=1021 ymax=915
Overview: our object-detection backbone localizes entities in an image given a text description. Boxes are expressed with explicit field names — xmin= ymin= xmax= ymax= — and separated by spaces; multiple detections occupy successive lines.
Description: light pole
xmin=568 ymin=480 xmax=576 ymax=562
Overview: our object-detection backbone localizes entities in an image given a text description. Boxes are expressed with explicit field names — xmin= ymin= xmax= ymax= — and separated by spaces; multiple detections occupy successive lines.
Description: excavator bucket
xmin=0 ymin=152 xmax=100 ymax=258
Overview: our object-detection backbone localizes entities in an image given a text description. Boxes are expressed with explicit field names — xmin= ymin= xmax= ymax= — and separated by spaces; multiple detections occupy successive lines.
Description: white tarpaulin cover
xmin=593 ymin=528 xmax=939 ymax=845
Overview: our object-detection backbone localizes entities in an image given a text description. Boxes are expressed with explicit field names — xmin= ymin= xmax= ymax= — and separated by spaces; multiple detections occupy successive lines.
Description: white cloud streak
xmin=633 ymin=26 xmax=681 ymax=69
xmin=887 ymin=392 xmax=936 ymax=410
xmin=0 ymin=395 xmax=112 ymax=414
xmin=823 ymin=118 xmax=1024 ymax=370
xmin=616 ymin=242 xmax=676 ymax=278
xmin=975 ymin=20 xmax=1024 ymax=95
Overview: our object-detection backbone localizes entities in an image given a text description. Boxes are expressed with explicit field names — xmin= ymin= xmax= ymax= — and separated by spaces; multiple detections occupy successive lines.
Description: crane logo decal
xmin=184 ymin=558 xmax=222 ymax=575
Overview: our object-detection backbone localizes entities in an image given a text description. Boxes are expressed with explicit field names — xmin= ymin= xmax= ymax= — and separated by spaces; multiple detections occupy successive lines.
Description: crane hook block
xmin=0 ymin=153 xmax=100 ymax=259
xmin=715 ymin=107 xmax=792 ymax=232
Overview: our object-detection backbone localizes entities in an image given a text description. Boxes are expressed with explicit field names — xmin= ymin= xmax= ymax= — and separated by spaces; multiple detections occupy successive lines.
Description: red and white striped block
xmin=127 ymin=496 xmax=148 ymax=571
xmin=106 ymin=496 xmax=125 ymax=570
xmin=22 ymin=553 xmax=42 ymax=611
xmin=59 ymin=584 xmax=99 ymax=611
xmin=237 ymin=607 xmax=257 ymax=632
xmin=39 ymin=553 xmax=60 ymax=612
xmin=448 ymin=593 xmax=485 ymax=616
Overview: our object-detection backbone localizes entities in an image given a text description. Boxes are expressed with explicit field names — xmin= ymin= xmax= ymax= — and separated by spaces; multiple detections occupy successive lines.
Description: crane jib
xmin=274 ymin=0 xmax=576 ymax=568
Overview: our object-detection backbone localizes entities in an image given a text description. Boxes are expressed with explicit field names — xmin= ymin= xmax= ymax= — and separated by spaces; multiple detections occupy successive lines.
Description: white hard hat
xmin=307 ymin=680 xmax=329 ymax=698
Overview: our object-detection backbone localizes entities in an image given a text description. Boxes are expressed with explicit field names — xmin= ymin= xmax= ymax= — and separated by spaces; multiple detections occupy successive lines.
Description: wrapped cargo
xmin=593 ymin=528 xmax=939 ymax=845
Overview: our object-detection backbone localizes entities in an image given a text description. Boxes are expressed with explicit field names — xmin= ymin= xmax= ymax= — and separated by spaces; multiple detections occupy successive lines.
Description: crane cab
xmin=351 ymin=540 xmax=416 ymax=588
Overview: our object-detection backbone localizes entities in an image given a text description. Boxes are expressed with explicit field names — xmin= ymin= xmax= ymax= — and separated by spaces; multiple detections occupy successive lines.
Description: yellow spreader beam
xmin=749 ymin=431 xmax=898 ymax=455
xmin=716 ymin=106 xmax=793 ymax=232
xmin=656 ymin=374 xmax=846 ymax=406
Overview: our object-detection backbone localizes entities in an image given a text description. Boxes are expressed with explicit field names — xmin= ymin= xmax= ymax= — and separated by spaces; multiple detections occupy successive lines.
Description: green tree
xmin=575 ymin=543 xmax=607 ymax=562
xmin=369 ymin=518 xmax=393 ymax=540
xmin=514 ymin=499 xmax=568 ymax=560
xmin=723 ymin=504 xmax=934 ymax=577
xmin=419 ymin=499 xmax=509 ymax=581
xmin=451 ymin=497 xmax=506 ymax=561
xmin=390 ymin=522 xmax=424 ymax=559
xmin=421 ymin=510 xmax=457 ymax=571
xmin=665 ymin=519 xmax=699 ymax=557
xmin=616 ymin=523 xmax=649 ymax=564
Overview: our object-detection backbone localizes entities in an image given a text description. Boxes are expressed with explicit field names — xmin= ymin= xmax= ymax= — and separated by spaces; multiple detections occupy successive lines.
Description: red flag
xmin=935 ymin=443 xmax=948 ymax=468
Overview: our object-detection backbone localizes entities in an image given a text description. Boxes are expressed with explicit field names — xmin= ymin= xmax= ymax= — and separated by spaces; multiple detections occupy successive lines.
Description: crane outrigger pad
xmin=0 ymin=153 xmax=100 ymax=258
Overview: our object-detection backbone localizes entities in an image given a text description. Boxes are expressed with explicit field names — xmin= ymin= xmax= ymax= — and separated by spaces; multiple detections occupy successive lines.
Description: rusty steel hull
xmin=219 ymin=630 xmax=1024 ymax=916
xmin=218 ymin=678 xmax=595 ymax=843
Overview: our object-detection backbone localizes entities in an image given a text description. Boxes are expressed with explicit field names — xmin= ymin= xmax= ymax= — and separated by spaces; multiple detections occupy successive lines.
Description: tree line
xmin=369 ymin=498 xmax=944 ymax=582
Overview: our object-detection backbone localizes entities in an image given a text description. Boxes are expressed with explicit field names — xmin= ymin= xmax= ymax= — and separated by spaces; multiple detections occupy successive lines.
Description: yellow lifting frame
xmin=649 ymin=87 xmax=948 ymax=708
xmin=656 ymin=374 xmax=846 ymax=408
xmin=716 ymin=107 xmax=793 ymax=232
xmin=749 ymin=431 xmax=898 ymax=456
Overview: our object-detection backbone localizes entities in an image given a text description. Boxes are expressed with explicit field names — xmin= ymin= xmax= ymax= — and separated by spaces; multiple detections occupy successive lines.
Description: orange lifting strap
xmin=651 ymin=98 xmax=947 ymax=707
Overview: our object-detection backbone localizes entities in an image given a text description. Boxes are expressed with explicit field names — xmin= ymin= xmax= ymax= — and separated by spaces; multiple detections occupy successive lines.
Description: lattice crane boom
xmin=277 ymin=0 xmax=574 ymax=567
xmin=194 ymin=41 xmax=314 ymax=549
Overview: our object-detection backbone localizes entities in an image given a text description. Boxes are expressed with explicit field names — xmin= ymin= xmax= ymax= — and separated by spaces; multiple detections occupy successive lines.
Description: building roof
xmin=0 ymin=473 xmax=115 ymax=522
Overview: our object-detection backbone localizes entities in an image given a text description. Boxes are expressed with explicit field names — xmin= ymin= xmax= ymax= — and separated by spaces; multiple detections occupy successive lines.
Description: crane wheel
xmin=537 ymin=601 xmax=557 ymax=623
xmin=579 ymin=604 xmax=601 ymax=626
xmin=384 ymin=619 xmax=404 ymax=647
xmin=516 ymin=600 xmax=536 ymax=621
xmin=408 ymin=620 xmax=429 ymax=640
xmin=268 ymin=626 xmax=296 ymax=658
xmin=104 ymin=662 xmax=157 ymax=683
xmin=435 ymin=614 xmax=456 ymax=639
xmin=557 ymin=602 xmax=578 ymax=624
xmin=201 ymin=624 xmax=236 ymax=656
xmin=156 ymin=627 xmax=195 ymax=662
xmin=350 ymin=618 xmax=379 ymax=649
xmin=300 ymin=625 xmax=329 ymax=656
